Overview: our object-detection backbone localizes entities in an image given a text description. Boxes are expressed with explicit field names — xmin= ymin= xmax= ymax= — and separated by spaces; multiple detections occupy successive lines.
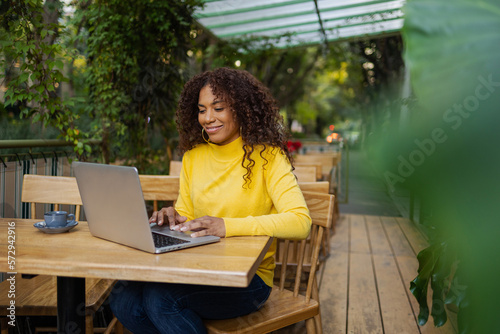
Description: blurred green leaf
xmin=55 ymin=59 xmax=64 ymax=70
xmin=403 ymin=0 xmax=500 ymax=112
xmin=402 ymin=0 xmax=500 ymax=332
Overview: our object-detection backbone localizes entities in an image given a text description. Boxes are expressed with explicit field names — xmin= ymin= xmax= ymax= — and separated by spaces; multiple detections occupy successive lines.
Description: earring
xmin=201 ymin=128 xmax=211 ymax=143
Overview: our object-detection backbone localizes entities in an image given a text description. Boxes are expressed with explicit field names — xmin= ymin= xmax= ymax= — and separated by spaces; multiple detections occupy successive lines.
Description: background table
xmin=0 ymin=218 xmax=272 ymax=332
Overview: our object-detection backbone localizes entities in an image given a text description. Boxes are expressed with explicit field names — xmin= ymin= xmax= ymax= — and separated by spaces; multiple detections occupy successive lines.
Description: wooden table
xmin=0 ymin=218 xmax=272 ymax=332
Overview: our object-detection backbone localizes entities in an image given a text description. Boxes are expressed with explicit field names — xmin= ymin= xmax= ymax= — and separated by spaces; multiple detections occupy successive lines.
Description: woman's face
xmin=198 ymin=85 xmax=240 ymax=146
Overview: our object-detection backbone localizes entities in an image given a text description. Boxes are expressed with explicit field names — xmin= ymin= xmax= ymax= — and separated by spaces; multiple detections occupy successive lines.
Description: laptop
xmin=72 ymin=161 xmax=220 ymax=253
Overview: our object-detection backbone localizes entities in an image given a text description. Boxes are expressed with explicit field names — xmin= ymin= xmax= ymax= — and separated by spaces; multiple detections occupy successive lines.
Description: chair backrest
xmin=21 ymin=174 xmax=83 ymax=220
xmin=168 ymin=160 xmax=182 ymax=176
xmin=295 ymin=152 xmax=340 ymax=176
xmin=293 ymin=166 xmax=316 ymax=182
xmin=139 ymin=175 xmax=180 ymax=211
xmin=294 ymin=162 xmax=322 ymax=181
xmin=298 ymin=181 xmax=329 ymax=194
xmin=275 ymin=191 xmax=334 ymax=302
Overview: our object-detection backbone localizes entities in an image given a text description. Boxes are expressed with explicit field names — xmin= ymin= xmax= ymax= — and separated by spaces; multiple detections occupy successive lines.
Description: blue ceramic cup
xmin=44 ymin=211 xmax=75 ymax=228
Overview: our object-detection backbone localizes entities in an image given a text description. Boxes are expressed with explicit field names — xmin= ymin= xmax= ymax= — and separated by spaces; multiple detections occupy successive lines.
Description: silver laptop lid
xmin=73 ymin=161 xmax=220 ymax=253
xmin=73 ymin=162 xmax=158 ymax=252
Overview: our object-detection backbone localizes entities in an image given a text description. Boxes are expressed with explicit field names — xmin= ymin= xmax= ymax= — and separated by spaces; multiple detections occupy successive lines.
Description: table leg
xmin=57 ymin=277 xmax=85 ymax=334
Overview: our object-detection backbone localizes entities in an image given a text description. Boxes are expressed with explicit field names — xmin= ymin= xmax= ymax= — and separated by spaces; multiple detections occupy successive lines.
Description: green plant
xmin=402 ymin=0 xmax=500 ymax=332
xmin=410 ymin=237 xmax=467 ymax=328
xmin=1 ymin=0 xmax=204 ymax=167
xmin=1 ymin=0 xmax=90 ymax=155
xmin=82 ymin=0 xmax=203 ymax=167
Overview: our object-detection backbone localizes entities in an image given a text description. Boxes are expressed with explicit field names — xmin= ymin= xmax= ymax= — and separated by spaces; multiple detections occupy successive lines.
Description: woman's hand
xmin=149 ymin=206 xmax=187 ymax=230
xmin=172 ymin=216 xmax=226 ymax=238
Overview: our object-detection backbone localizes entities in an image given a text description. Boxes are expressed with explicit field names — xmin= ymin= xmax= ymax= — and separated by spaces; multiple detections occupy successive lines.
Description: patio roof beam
xmin=194 ymin=0 xmax=406 ymax=48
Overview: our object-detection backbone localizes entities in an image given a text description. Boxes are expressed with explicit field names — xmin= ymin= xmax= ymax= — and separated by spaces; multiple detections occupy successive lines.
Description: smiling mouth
xmin=205 ymin=126 xmax=223 ymax=134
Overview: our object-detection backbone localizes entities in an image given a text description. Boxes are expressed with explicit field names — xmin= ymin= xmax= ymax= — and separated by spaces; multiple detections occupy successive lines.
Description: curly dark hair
xmin=176 ymin=67 xmax=293 ymax=187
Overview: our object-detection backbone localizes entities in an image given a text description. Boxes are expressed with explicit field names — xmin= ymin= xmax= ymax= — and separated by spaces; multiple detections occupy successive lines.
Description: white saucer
xmin=34 ymin=221 xmax=78 ymax=234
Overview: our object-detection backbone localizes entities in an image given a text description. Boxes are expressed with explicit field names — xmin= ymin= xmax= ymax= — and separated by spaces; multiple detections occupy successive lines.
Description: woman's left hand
xmin=172 ymin=216 xmax=226 ymax=238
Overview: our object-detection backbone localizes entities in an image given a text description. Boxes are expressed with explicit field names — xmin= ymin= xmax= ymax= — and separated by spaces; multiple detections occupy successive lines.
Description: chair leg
xmin=86 ymin=314 xmax=94 ymax=334
xmin=115 ymin=319 xmax=124 ymax=334
xmin=312 ymin=284 xmax=323 ymax=331
xmin=1 ymin=318 xmax=8 ymax=334
xmin=102 ymin=317 xmax=124 ymax=334
xmin=323 ymin=228 xmax=330 ymax=255
xmin=305 ymin=318 xmax=317 ymax=334
xmin=314 ymin=314 xmax=322 ymax=334
xmin=311 ymin=276 xmax=322 ymax=332
xmin=114 ymin=319 xmax=124 ymax=334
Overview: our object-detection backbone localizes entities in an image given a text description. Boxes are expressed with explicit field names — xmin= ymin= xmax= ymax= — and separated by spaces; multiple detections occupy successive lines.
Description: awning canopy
xmin=194 ymin=0 xmax=406 ymax=48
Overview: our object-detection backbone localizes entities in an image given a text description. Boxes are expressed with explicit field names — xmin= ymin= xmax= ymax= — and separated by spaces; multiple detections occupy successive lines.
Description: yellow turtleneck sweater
xmin=175 ymin=136 xmax=311 ymax=287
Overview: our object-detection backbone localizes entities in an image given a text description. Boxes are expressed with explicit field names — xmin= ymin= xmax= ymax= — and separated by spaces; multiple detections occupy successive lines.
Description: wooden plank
xmin=350 ymin=214 xmax=370 ymax=254
xmin=320 ymin=214 xmax=350 ymax=333
xmin=330 ymin=214 xmax=349 ymax=253
xmin=348 ymin=253 xmax=383 ymax=334
xmin=395 ymin=217 xmax=430 ymax=255
xmin=320 ymin=250 xmax=348 ymax=334
xmin=316 ymin=215 xmax=459 ymax=334
xmin=396 ymin=255 xmax=457 ymax=334
xmin=365 ymin=215 xmax=392 ymax=256
xmin=373 ymin=254 xmax=420 ymax=333
xmin=381 ymin=216 xmax=415 ymax=257
xmin=395 ymin=218 xmax=459 ymax=333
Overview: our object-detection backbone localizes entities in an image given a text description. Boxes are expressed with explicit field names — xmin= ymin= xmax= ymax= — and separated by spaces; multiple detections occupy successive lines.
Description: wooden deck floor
xmin=278 ymin=214 xmax=458 ymax=334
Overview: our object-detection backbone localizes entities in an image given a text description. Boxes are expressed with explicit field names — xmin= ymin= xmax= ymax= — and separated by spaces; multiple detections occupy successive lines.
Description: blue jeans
xmin=108 ymin=275 xmax=271 ymax=334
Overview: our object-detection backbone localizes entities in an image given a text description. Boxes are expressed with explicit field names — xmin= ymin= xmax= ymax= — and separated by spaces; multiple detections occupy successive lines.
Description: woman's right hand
xmin=149 ymin=206 xmax=188 ymax=230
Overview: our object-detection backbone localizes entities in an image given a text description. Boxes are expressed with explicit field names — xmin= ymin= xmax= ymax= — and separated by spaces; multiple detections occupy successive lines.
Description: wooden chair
xmin=299 ymin=180 xmax=337 ymax=226
xmin=298 ymin=181 xmax=329 ymax=194
xmin=0 ymin=174 xmax=122 ymax=334
xmin=299 ymin=181 xmax=334 ymax=257
xmin=295 ymin=162 xmax=322 ymax=181
xmin=139 ymin=175 xmax=180 ymax=211
xmin=204 ymin=191 xmax=334 ymax=334
xmin=169 ymin=160 xmax=183 ymax=176
xmin=293 ymin=166 xmax=317 ymax=182
xmin=21 ymin=174 xmax=83 ymax=220
xmin=295 ymin=153 xmax=340 ymax=181
xmin=296 ymin=153 xmax=340 ymax=218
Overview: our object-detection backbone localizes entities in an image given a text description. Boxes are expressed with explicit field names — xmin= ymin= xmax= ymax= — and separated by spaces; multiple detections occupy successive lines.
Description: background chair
xmin=299 ymin=181 xmax=335 ymax=258
xmin=295 ymin=162 xmax=323 ymax=181
xmin=296 ymin=153 xmax=341 ymax=220
xmin=0 ymin=174 xmax=122 ymax=334
xmin=293 ymin=166 xmax=317 ymax=182
xmin=295 ymin=152 xmax=339 ymax=181
xmin=168 ymin=160 xmax=183 ymax=176
xmin=139 ymin=175 xmax=180 ymax=212
xmin=204 ymin=191 xmax=334 ymax=334
xmin=298 ymin=181 xmax=329 ymax=194
xmin=21 ymin=174 xmax=83 ymax=220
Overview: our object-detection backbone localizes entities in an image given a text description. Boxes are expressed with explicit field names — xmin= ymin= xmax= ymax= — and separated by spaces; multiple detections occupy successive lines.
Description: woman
xmin=110 ymin=67 xmax=311 ymax=333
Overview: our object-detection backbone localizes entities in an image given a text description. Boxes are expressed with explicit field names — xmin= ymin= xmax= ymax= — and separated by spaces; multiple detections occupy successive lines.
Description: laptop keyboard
xmin=152 ymin=233 xmax=190 ymax=248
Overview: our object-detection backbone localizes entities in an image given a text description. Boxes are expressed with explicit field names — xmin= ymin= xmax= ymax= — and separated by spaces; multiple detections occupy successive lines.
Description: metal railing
xmin=0 ymin=139 xmax=100 ymax=219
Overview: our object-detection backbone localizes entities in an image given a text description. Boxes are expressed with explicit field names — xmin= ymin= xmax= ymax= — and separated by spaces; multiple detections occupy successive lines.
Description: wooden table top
xmin=0 ymin=218 xmax=272 ymax=287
